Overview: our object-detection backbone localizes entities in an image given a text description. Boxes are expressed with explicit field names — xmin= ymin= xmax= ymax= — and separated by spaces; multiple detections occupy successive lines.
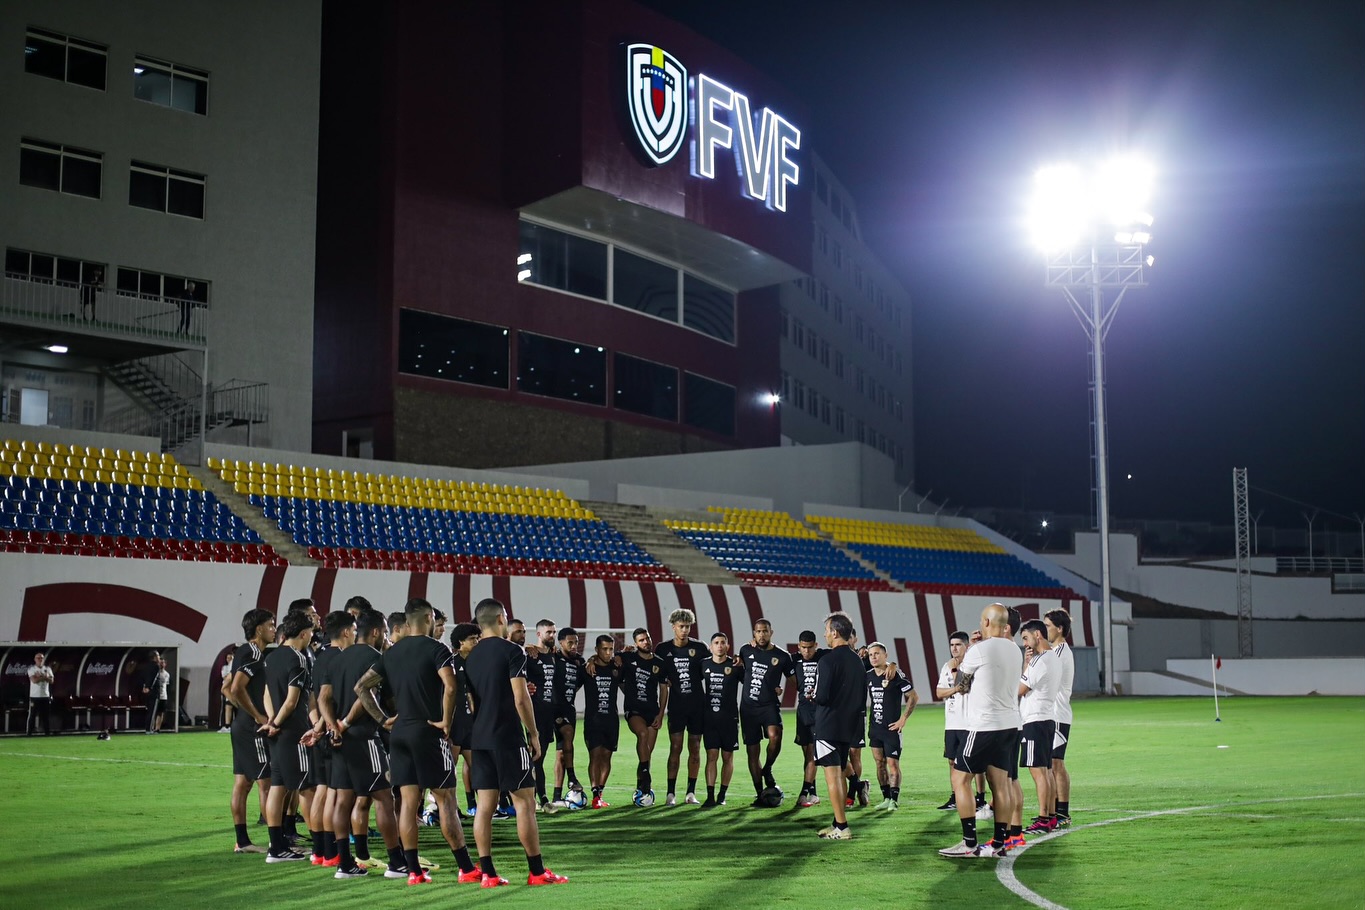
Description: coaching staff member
xmin=465 ymin=598 xmax=568 ymax=888
xmin=813 ymin=611 xmax=864 ymax=841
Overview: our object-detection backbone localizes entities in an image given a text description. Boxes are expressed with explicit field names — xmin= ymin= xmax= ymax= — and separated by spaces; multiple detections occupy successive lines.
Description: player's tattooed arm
xmin=955 ymin=671 xmax=975 ymax=694
xmin=353 ymin=667 xmax=388 ymax=725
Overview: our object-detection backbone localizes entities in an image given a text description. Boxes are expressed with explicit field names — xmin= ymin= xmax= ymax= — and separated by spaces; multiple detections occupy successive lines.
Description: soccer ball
xmin=565 ymin=788 xmax=588 ymax=810
xmin=633 ymin=789 xmax=656 ymax=807
xmin=758 ymin=786 xmax=785 ymax=808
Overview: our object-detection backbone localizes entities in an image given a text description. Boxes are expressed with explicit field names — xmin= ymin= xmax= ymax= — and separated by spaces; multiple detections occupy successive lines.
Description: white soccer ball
xmin=565 ymin=788 xmax=588 ymax=810
xmin=634 ymin=789 xmax=656 ymax=807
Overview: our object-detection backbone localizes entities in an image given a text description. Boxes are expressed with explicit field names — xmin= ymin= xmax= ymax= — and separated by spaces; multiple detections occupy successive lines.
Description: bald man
xmin=938 ymin=604 xmax=1022 ymax=858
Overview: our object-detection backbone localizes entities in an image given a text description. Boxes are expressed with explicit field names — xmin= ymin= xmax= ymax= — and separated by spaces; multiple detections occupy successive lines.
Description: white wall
xmin=1165 ymin=658 xmax=1365 ymax=696
xmin=0 ymin=552 xmax=1097 ymax=717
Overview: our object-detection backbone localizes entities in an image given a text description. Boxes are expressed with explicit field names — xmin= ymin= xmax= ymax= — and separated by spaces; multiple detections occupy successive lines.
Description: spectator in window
xmin=177 ymin=281 xmax=197 ymax=334
xmin=80 ymin=268 xmax=103 ymax=322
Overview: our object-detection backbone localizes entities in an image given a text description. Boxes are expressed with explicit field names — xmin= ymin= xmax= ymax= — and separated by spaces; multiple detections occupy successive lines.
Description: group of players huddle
xmin=220 ymin=594 xmax=1076 ymax=883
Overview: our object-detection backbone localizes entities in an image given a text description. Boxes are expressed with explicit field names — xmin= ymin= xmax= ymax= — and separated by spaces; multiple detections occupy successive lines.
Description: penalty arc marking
xmin=996 ymin=792 xmax=1365 ymax=910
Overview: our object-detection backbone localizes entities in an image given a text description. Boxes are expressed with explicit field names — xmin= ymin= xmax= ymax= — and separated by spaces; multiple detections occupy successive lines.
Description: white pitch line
xmin=995 ymin=792 xmax=1364 ymax=910
xmin=0 ymin=750 xmax=218 ymax=769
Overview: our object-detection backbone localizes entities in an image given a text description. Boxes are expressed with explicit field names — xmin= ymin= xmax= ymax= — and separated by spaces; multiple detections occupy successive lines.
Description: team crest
xmin=626 ymin=43 xmax=688 ymax=166
xmin=724 ymin=666 xmax=732 ymax=675
xmin=689 ymin=649 xmax=696 ymax=657
xmin=771 ymin=657 xmax=779 ymax=666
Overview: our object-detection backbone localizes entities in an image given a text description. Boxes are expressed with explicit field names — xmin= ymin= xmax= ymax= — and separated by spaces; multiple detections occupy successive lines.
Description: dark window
xmin=683 ymin=373 xmax=735 ymax=437
xmin=19 ymin=139 xmax=101 ymax=198
xmin=129 ymin=161 xmax=205 ymax=218
xmin=614 ymin=353 xmax=677 ymax=421
xmin=682 ymin=273 xmax=734 ymax=343
xmin=5 ymin=247 xmax=102 ymax=285
xmin=398 ymin=309 xmax=508 ymax=389
xmin=517 ymin=332 xmax=606 ymax=405
xmin=133 ymin=56 xmax=209 ymax=115
xmin=24 ymin=27 xmax=106 ymax=90
xmin=518 ymin=221 xmax=607 ymax=300
xmin=613 ymin=248 xmax=677 ymax=322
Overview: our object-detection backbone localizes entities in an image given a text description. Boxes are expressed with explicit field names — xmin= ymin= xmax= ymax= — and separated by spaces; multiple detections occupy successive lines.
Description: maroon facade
xmin=314 ymin=0 xmax=811 ymax=466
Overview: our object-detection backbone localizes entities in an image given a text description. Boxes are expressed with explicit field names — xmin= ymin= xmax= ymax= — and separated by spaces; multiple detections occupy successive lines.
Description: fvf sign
xmin=625 ymin=44 xmax=801 ymax=213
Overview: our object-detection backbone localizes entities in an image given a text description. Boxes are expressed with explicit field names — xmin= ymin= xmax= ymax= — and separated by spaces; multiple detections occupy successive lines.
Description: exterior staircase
xmin=103 ymin=354 xmax=268 ymax=454
xmin=584 ymin=501 xmax=739 ymax=585
xmin=805 ymin=524 xmax=905 ymax=592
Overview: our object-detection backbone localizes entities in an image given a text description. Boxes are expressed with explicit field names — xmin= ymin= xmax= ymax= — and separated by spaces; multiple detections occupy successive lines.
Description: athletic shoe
xmin=407 ymin=871 xmax=432 ymax=885
xmin=797 ymin=792 xmax=815 ymax=808
xmin=938 ymin=840 xmax=976 ymax=857
xmin=762 ymin=768 xmax=777 ymax=790
xmin=589 ymin=796 xmax=609 ymax=809
xmin=937 ymin=797 xmax=957 ymax=811
xmin=417 ymin=856 xmax=439 ymax=871
xmin=458 ymin=868 xmax=484 ymax=884
xmin=218 ymin=726 xmax=231 ymax=733
xmin=420 ymin=809 xmax=439 ymax=826
xmin=538 ymin=800 xmax=559 ymax=815
xmin=817 ymin=825 xmax=853 ymax=840
xmin=846 ymin=796 xmax=855 ymax=808
xmin=975 ymin=803 xmax=994 ymax=820
xmin=1055 ymin=815 xmax=1071 ymax=828
xmin=356 ymin=858 xmax=386 ymax=870
xmin=334 ymin=865 xmax=368 ymax=879
xmin=481 ymin=874 xmax=511 ymax=888
xmin=463 ymin=806 xmax=477 ymax=818
xmin=384 ymin=865 xmax=409 ymax=879
xmin=548 ymin=799 xmax=570 ymax=810
xmin=1005 ymin=834 xmax=1027 ymax=850
xmin=973 ymin=840 xmax=1007 ymax=857
xmin=306 ymin=853 xmax=321 ymax=865
xmin=494 ymin=806 xmax=516 ymax=819
xmin=700 ymin=798 xmax=717 ymax=809
xmin=856 ymin=781 xmax=870 ymax=807
xmin=322 ymin=855 xmax=341 ymax=867
xmin=527 ymin=869 xmax=569 ymax=886
xmin=265 ymin=849 xmax=308 ymax=863
xmin=885 ymin=800 xmax=899 ymax=812
xmin=873 ymin=798 xmax=894 ymax=810
xmin=665 ymin=793 xmax=677 ymax=807
xmin=1025 ymin=816 xmax=1052 ymax=834
xmin=233 ymin=844 xmax=266 ymax=854
xmin=804 ymin=792 xmax=821 ymax=806
xmin=684 ymin=792 xmax=700 ymax=805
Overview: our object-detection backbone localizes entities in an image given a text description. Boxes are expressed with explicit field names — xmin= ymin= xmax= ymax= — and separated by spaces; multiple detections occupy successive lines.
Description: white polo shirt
xmin=938 ymin=661 xmax=965 ymax=732
xmin=1052 ymin=641 xmax=1075 ymax=725
xmin=1020 ymin=648 xmax=1060 ymax=725
xmin=957 ymin=637 xmax=1022 ymax=733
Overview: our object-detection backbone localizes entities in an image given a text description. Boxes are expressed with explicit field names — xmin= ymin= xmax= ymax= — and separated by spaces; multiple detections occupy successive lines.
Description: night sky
xmin=642 ymin=0 xmax=1365 ymax=535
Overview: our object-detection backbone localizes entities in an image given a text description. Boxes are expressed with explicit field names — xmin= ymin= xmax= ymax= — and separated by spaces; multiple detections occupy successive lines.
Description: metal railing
xmin=1276 ymin=556 xmax=1365 ymax=575
xmin=101 ymin=377 xmax=269 ymax=453
xmin=1 ymin=272 xmax=207 ymax=344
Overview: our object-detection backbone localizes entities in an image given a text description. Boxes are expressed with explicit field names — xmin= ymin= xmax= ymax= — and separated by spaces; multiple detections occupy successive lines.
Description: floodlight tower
xmin=1030 ymin=158 xmax=1154 ymax=696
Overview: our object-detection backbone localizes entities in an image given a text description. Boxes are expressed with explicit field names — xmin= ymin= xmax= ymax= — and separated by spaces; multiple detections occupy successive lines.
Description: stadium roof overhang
xmin=520 ymin=186 xmax=804 ymax=292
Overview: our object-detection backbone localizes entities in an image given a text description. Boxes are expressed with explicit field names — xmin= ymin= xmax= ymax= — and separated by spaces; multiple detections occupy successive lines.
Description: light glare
xmin=1029 ymin=164 xmax=1087 ymax=252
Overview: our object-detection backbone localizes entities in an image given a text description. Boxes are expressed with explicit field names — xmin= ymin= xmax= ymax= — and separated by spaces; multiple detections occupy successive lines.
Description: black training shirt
xmin=465 ymin=636 xmax=529 ymax=750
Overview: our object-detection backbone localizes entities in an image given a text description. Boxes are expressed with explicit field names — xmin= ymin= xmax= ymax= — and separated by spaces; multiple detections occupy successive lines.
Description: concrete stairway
xmin=584 ymin=501 xmax=739 ymax=585
xmin=805 ymin=524 xmax=905 ymax=592
xmin=186 ymin=464 xmax=317 ymax=566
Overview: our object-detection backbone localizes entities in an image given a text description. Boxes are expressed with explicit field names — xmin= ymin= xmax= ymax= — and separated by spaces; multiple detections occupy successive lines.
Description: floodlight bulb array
xmin=1030 ymin=157 xmax=1156 ymax=252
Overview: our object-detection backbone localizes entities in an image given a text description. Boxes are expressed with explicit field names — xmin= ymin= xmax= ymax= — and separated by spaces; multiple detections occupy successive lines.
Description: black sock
xmin=686 ymin=776 xmax=697 ymax=794
xmin=960 ymin=817 xmax=977 ymax=847
xmin=1009 ymin=824 xmax=1023 ymax=838
xmin=322 ymin=831 xmax=336 ymax=859
xmin=994 ymin=822 xmax=1008 ymax=844
xmin=890 ymin=786 xmax=900 ymax=802
xmin=527 ymin=853 xmax=545 ymax=876
xmin=707 ymin=785 xmax=715 ymax=801
xmin=717 ymin=784 xmax=728 ymax=803
xmin=234 ymin=823 xmax=250 ymax=848
xmin=976 ymin=792 xmax=988 ymax=808
xmin=310 ymin=830 xmax=324 ymax=857
xmin=466 ymin=789 xmax=476 ymax=810
xmin=592 ymin=786 xmax=603 ymax=798
xmin=535 ymin=764 xmax=547 ymax=801
xmin=404 ymin=848 xmax=420 ymax=874
xmin=667 ymin=777 xmax=677 ymax=796
xmin=553 ymin=786 xmax=563 ymax=801
xmin=834 ymin=820 xmax=848 ymax=830
xmin=336 ymin=839 xmax=353 ymax=868
xmin=566 ymin=766 xmax=578 ymax=786
xmin=454 ymin=846 xmax=475 ymax=874
xmin=881 ymin=784 xmax=891 ymax=798
xmin=805 ymin=780 xmax=816 ymax=794
xmin=354 ymin=834 xmax=370 ymax=860
xmin=387 ymin=846 xmax=404 ymax=868
xmin=283 ymin=815 xmax=297 ymax=838
xmin=849 ymin=775 xmax=861 ymax=795
xmin=268 ymin=825 xmax=284 ymax=853
xmin=479 ymin=855 xmax=496 ymax=878
xmin=1056 ymin=800 xmax=1070 ymax=817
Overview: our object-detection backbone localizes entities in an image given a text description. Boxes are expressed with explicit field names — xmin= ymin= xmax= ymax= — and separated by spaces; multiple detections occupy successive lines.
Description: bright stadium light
xmin=760 ymin=391 xmax=781 ymax=406
xmin=1032 ymin=155 xmax=1156 ymax=696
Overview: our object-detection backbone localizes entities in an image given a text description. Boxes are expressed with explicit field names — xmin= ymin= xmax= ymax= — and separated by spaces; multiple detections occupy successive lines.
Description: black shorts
xmin=311 ymin=742 xmax=331 ymax=789
xmin=1053 ymin=722 xmax=1071 ymax=760
xmin=452 ymin=714 xmax=473 ymax=751
xmin=328 ymin=746 xmax=354 ymax=791
xmin=868 ymin=727 xmax=901 ymax=759
xmin=584 ymin=715 xmax=620 ymax=752
xmin=339 ymin=732 xmax=390 ymax=794
xmin=553 ymin=711 xmax=576 ymax=749
xmin=944 ymin=729 xmax=967 ymax=762
xmin=533 ymin=705 xmax=556 ymax=750
xmin=667 ymin=699 xmax=706 ymax=737
xmin=269 ymin=733 xmax=312 ymax=790
xmin=814 ymin=739 xmax=850 ymax=769
xmin=795 ymin=717 xmax=815 ymax=747
xmin=625 ymin=707 xmax=658 ymax=725
xmin=851 ymin=715 xmax=866 ymax=749
xmin=389 ymin=723 xmax=455 ymax=790
xmin=1008 ymin=729 xmax=1021 ymax=780
xmin=1020 ymin=720 xmax=1055 ymax=768
xmin=231 ymin=726 xmax=271 ymax=780
xmin=954 ymin=728 xmax=1016 ymax=776
xmin=703 ymin=716 xmax=739 ymax=753
xmin=740 ymin=704 xmax=782 ymax=745
xmin=470 ymin=746 xmax=535 ymax=794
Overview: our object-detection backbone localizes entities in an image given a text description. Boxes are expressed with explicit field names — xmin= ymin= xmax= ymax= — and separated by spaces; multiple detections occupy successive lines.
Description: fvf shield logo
xmin=627 ymin=44 xmax=688 ymax=166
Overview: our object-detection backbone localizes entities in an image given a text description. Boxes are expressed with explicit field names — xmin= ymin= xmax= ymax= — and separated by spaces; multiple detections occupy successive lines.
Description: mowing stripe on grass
xmin=996 ymin=792 xmax=1364 ymax=910
xmin=1 ymin=751 xmax=218 ymax=769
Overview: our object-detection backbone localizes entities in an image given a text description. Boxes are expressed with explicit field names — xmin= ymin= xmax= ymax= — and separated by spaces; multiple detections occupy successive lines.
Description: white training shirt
xmin=29 ymin=663 xmax=54 ymax=698
xmin=1020 ymin=648 xmax=1060 ymax=725
xmin=938 ymin=661 xmax=965 ymax=731
xmin=1052 ymin=641 xmax=1075 ymax=725
xmin=957 ymin=637 xmax=1023 ymax=732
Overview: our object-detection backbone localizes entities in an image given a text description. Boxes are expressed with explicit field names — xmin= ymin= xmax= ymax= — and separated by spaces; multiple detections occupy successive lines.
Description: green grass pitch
xmin=1 ymin=697 xmax=1362 ymax=909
